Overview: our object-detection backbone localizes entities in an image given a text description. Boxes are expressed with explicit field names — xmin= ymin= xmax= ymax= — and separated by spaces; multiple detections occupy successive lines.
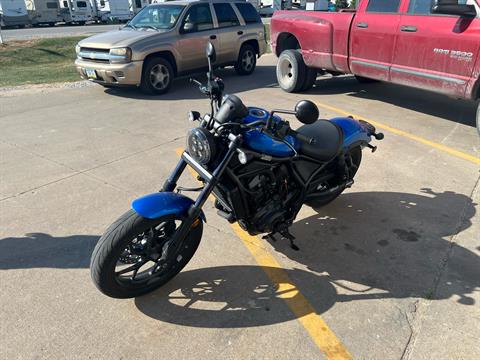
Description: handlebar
xmin=288 ymin=128 xmax=315 ymax=145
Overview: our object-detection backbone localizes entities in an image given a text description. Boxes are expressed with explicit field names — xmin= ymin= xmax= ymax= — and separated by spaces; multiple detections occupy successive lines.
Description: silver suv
xmin=75 ymin=0 xmax=267 ymax=94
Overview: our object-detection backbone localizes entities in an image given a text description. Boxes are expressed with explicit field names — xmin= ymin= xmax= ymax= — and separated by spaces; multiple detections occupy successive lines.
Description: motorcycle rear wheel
xmin=306 ymin=147 xmax=362 ymax=208
xmin=90 ymin=210 xmax=202 ymax=299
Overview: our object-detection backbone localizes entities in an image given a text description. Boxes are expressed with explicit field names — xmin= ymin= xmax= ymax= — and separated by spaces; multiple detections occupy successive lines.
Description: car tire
xmin=276 ymin=49 xmax=307 ymax=93
xmin=235 ymin=44 xmax=257 ymax=75
xmin=140 ymin=56 xmax=174 ymax=95
xmin=355 ymin=75 xmax=378 ymax=84
xmin=301 ymin=66 xmax=317 ymax=91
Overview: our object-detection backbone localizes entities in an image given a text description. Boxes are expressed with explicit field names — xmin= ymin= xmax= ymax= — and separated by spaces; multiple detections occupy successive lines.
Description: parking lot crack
xmin=401 ymin=175 xmax=480 ymax=360
xmin=430 ymin=174 xmax=480 ymax=297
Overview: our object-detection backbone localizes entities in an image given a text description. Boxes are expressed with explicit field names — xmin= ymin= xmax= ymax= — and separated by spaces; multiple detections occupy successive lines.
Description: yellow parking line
xmin=175 ymin=149 xmax=353 ymax=359
xmin=314 ymin=101 xmax=480 ymax=166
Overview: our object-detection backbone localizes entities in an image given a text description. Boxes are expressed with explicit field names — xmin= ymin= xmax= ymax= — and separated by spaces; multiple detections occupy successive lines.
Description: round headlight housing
xmin=187 ymin=127 xmax=216 ymax=165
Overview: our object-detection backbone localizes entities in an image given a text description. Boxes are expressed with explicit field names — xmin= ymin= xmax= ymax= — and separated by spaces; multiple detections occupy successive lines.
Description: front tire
xmin=140 ymin=56 xmax=174 ymax=95
xmin=90 ymin=210 xmax=203 ymax=299
xmin=235 ymin=44 xmax=257 ymax=75
xmin=276 ymin=49 xmax=307 ymax=93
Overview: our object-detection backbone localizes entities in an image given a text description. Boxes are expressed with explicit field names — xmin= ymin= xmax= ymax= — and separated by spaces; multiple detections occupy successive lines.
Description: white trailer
xmin=128 ymin=0 xmax=148 ymax=15
xmin=26 ymin=0 xmax=63 ymax=26
xmin=93 ymin=0 xmax=131 ymax=22
xmin=0 ymin=0 xmax=29 ymax=28
xmin=59 ymin=0 xmax=94 ymax=24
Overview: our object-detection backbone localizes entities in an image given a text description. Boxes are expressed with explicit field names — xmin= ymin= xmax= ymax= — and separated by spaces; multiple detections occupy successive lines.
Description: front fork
xmin=161 ymin=134 xmax=242 ymax=260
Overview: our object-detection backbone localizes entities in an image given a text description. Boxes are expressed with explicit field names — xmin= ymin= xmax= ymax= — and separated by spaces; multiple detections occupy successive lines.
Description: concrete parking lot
xmin=1 ymin=54 xmax=479 ymax=359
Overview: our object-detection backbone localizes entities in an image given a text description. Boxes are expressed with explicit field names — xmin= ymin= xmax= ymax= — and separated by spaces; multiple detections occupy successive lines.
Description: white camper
xmin=128 ymin=0 xmax=147 ymax=15
xmin=94 ymin=0 xmax=131 ymax=22
xmin=26 ymin=0 xmax=63 ymax=26
xmin=0 ymin=0 xmax=29 ymax=28
xmin=59 ymin=0 xmax=94 ymax=24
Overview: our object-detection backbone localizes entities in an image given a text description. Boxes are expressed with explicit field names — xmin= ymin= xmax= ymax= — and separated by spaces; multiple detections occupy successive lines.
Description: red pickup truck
xmin=271 ymin=0 xmax=480 ymax=130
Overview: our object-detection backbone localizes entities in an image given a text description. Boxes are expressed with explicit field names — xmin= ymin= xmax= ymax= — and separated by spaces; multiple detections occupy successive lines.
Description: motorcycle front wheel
xmin=90 ymin=210 xmax=203 ymax=299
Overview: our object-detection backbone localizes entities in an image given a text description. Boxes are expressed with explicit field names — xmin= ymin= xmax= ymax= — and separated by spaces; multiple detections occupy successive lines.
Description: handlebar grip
xmin=290 ymin=129 xmax=315 ymax=145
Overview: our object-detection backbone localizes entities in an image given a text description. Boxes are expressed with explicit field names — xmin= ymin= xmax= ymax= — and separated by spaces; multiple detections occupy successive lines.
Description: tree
xmin=349 ymin=0 xmax=357 ymax=9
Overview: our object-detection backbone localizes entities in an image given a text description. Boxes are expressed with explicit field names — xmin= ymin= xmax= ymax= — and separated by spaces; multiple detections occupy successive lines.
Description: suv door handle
xmin=356 ymin=22 xmax=368 ymax=28
xmin=400 ymin=25 xmax=417 ymax=32
xmin=210 ymin=35 xmax=217 ymax=40
xmin=237 ymin=30 xmax=243 ymax=35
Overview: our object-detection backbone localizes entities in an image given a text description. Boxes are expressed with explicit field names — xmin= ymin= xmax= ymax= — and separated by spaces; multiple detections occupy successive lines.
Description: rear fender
xmin=331 ymin=117 xmax=372 ymax=149
xmin=132 ymin=192 xmax=206 ymax=222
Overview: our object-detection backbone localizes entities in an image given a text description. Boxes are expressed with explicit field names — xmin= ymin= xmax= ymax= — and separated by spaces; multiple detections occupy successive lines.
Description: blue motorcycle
xmin=90 ymin=44 xmax=383 ymax=299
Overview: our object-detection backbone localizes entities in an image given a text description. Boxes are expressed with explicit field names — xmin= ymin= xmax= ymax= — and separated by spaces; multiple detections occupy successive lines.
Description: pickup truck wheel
xmin=277 ymin=50 xmax=306 ymax=93
xmin=355 ymin=75 xmax=378 ymax=84
xmin=235 ymin=44 xmax=257 ymax=75
xmin=141 ymin=57 xmax=174 ymax=95
xmin=301 ymin=67 xmax=317 ymax=91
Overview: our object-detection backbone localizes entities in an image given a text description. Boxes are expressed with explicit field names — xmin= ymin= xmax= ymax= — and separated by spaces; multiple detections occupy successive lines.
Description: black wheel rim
xmin=114 ymin=218 xmax=185 ymax=285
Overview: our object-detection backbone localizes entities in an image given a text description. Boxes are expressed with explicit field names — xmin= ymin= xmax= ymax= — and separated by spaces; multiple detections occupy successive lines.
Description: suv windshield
xmin=129 ymin=5 xmax=185 ymax=30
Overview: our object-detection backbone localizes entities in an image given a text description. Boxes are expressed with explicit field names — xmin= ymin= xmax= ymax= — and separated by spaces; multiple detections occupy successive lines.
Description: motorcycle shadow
xmin=103 ymin=65 xmax=277 ymax=101
xmin=135 ymin=264 xmax=337 ymax=328
xmin=136 ymin=188 xmax=478 ymax=328
xmin=282 ymin=189 xmax=478 ymax=305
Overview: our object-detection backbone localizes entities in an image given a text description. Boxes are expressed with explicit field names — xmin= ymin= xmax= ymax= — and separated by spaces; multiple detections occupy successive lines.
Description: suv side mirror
xmin=295 ymin=100 xmax=319 ymax=124
xmin=182 ymin=22 xmax=196 ymax=33
xmin=206 ymin=42 xmax=216 ymax=63
xmin=432 ymin=0 xmax=477 ymax=17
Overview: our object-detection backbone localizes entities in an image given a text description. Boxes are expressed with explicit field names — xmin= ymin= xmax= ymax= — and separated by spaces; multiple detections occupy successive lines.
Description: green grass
xmin=0 ymin=36 xmax=86 ymax=87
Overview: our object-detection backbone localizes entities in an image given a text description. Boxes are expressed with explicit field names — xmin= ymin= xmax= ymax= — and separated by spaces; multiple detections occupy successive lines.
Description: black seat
xmin=296 ymin=120 xmax=344 ymax=162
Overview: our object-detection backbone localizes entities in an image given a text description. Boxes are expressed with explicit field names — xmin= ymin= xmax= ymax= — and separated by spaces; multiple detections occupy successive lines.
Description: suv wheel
xmin=141 ymin=57 xmax=174 ymax=95
xmin=276 ymin=49 xmax=306 ymax=93
xmin=235 ymin=44 xmax=257 ymax=75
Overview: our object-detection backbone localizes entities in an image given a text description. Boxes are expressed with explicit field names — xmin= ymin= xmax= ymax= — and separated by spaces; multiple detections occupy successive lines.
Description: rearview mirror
xmin=206 ymin=42 xmax=216 ymax=63
xmin=295 ymin=100 xmax=318 ymax=124
xmin=431 ymin=0 xmax=477 ymax=17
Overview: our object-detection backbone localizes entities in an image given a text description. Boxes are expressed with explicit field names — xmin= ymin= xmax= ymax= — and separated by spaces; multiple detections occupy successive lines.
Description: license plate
xmin=85 ymin=69 xmax=97 ymax=79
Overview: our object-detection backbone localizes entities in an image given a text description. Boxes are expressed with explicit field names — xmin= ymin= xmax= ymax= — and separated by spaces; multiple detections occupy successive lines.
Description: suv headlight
xmin=187 ymin=127 xmax=216 ymax=165
xmin=75 ymin=44 xmax=81 ymax=59
xmin=109 ymin=47 xmax=132 ymax=64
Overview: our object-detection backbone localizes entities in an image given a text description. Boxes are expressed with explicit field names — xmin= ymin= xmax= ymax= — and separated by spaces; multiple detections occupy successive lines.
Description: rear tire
xmin=306 ymin=147 xmax=362 ymax=208
xmin=276 ymin=49 xmax=307 ymax=93
xmin=90 ymin=210 xmax=203 ymax=299
xmin=140 ymin=56 xmax=174 ymax=95
xmin=235 ymin=44 xmax=257 ymax=75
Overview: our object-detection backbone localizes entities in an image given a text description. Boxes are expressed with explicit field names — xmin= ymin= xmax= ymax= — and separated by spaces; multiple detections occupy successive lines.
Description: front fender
xmin=132 ymin=192 xmax=206 ymax=222
xmin=331 ymin=117 xmax=372 ymax=149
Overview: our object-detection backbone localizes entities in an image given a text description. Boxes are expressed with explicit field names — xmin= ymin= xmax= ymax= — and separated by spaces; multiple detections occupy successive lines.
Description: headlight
xmin=187 ymin=128 xmax=216 ymax=165
xmin=75 ymin=44 xmax=81 ymax=59
xmin=109 ymin=47 xmax=132 ymax=64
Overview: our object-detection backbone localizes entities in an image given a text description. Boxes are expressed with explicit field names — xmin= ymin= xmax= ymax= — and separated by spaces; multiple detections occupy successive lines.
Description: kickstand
xmin=280 ymin=230 xmax=300 ymax=251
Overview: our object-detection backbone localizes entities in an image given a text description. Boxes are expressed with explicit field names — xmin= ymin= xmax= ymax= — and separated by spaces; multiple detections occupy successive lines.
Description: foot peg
xmin=367 ymin=144 xmax=377 ymax=153
xmin=263 ymin=230 xmax=299 ymax=251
